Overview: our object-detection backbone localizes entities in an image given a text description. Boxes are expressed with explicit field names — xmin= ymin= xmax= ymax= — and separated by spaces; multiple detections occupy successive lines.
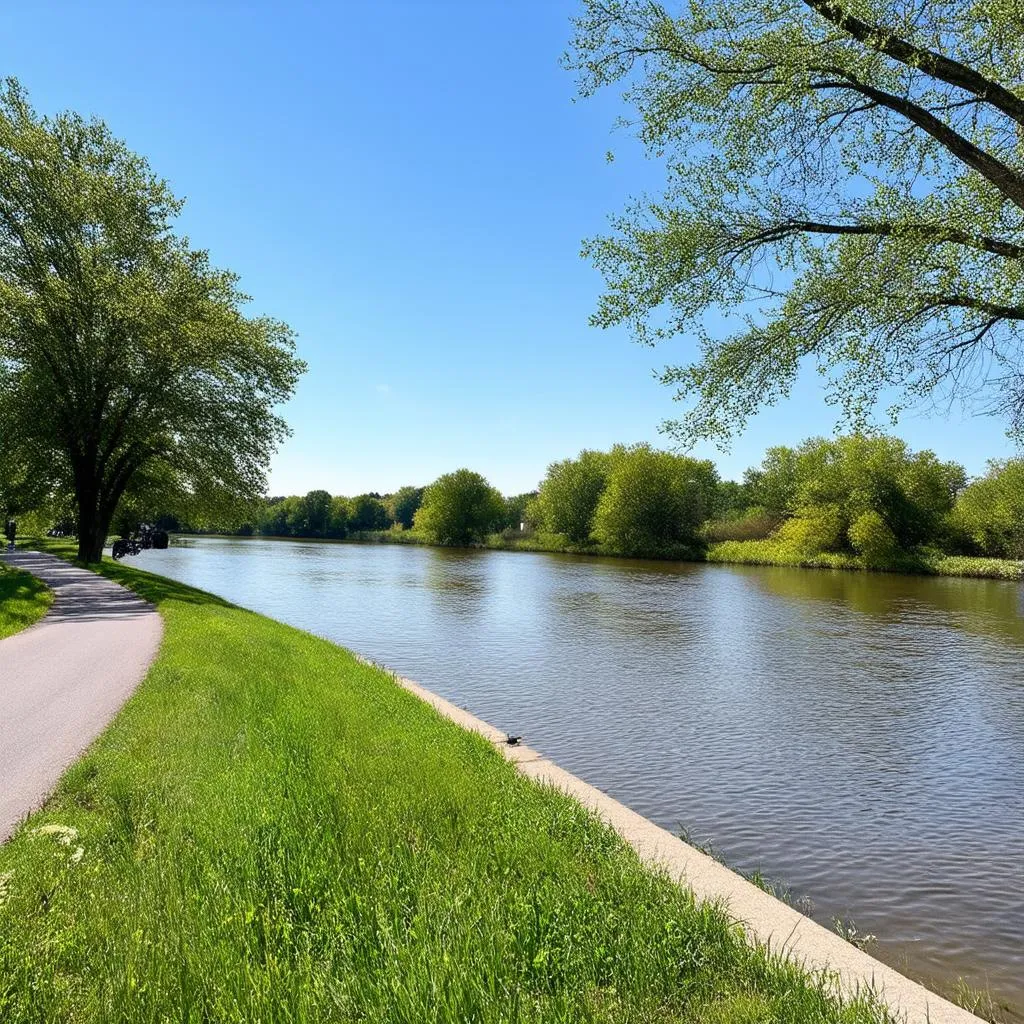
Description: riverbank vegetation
xmin=0 ymin=563 xmax=52 ymax=639
xmin=0 ymin=547 xmax=891 ymax=1023
xmin=170 ymin=434 xmax=1024 ymax=580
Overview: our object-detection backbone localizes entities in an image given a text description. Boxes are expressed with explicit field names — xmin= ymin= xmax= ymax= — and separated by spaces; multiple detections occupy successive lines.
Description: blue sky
xmin=5 ymin=1 xmax=1014 ymax=494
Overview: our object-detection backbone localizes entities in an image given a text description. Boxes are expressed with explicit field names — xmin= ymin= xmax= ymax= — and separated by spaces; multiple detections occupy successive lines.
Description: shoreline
xmin=171 ymin=530 xmax=1024 ymax=582
xmin=379 ymin=659 xmax=982 ymax=1024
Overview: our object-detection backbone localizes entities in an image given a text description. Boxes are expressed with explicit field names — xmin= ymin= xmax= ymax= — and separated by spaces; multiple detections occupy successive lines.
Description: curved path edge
xmin=0 ymin=551 xmax=163 ymax=843
xmin=381 ymin=663 xmax=982 ymax=1024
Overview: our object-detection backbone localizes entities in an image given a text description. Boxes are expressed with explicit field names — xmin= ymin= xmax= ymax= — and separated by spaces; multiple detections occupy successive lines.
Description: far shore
xmin=166 ymin=530 xmax=1024 ymax=582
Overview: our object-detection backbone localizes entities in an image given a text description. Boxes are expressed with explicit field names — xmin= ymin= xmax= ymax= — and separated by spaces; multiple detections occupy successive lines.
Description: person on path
xmin=4 ymin=519 xmax=15 ymax=552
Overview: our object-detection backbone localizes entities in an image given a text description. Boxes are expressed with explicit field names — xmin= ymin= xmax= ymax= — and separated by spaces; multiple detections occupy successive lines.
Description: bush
xmin=847 ymin=511 xmax=898 ymax=566
xmin=533 ymin=451 xmax=610 ymax=543
xmin=700 ymin=509 xmax=781 ymax=543
xmin=413 ymin=469 xmax=505 ymax=545
xmin=952 ymin=459 xmax=1024 ymax=558
xmin=774 ymin=505 xmax=844 ymax=555
xmin=591 ymin=444 xmax=718 ymax=555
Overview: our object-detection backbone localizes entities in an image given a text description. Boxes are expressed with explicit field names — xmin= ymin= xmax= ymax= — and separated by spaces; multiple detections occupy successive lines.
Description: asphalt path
xmin=0 ymin=550 xmax=162 ymax=842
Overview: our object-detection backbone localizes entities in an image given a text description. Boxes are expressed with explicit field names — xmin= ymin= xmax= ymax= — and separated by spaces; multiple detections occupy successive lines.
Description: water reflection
xmin=139 ymin=538 xmax=1024 ymax=1017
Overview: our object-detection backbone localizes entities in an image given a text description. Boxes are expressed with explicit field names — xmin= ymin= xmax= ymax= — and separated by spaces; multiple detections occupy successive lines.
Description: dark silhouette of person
xmin=4 ymin=519 xmax=16 ymax=550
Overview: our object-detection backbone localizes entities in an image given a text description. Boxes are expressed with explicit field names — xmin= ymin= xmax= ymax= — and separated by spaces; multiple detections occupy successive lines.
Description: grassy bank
xmin=705 ymin=539 xmax=1024 ymax=581
xmin=0 ymin=563 xmax=53 ymax=639
xmin=0 ymin=547 xmax=891 ymax=1023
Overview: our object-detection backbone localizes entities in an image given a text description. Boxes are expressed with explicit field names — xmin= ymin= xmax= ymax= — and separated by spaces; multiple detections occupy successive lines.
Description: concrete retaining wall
xmin=387 ymin=666 xmax=983 ymax=1024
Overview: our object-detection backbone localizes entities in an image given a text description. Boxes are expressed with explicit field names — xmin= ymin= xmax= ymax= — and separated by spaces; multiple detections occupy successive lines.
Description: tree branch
xmin=802 ymin=0 xmax=1024 ymax=128
xmin=733 ymin=218 xmax=1024 ymax=258
xmin=808 ymin=74 xmax=1024 ymax=211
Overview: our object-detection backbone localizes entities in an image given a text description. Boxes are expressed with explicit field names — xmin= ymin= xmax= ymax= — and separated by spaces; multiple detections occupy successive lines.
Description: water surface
xmin=138 ymin=537 xmax=1024 ymax=1015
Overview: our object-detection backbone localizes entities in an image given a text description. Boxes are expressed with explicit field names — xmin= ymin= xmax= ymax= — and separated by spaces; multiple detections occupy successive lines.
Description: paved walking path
xmin=0 ymin=551 xmax=162 ymax=842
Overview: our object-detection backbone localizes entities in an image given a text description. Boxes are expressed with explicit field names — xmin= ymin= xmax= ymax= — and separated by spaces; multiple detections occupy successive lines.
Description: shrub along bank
xmin=0 ymin=545 xmax=892 ymax=1024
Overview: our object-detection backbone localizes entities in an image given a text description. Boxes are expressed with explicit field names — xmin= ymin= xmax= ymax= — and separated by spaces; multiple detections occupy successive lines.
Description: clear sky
xmin=4 ymin=1 xmax=1015 ymax=494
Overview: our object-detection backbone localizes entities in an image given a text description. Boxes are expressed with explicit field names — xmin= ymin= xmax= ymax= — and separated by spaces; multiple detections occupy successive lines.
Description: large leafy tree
xmin=0 ymin=81 xmax=303 ymax=561
xmin=592 ymin=443 xmax=719 ymax=553
xmin=533 ymin=450 xmax=612 ymax=542
xmin=413 ymin=469 xmax=505 ymax=546
xmin=568 ymin=1 xmax=1024 ymax=444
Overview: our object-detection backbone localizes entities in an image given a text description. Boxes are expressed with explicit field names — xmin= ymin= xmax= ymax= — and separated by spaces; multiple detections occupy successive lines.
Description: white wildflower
xmin=31 ymin=823 xmax=79 ymax=846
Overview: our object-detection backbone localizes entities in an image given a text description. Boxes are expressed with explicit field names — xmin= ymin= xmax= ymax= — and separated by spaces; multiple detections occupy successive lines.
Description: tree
xmin=328 ymin=496 xmax=349 ymax=538
xmin=953 ymin=459 xmax=1024 ymax=557
xmin=533 ymin=450 xmax=611 ymax=542
xmin=348 ymin=494 xmax=390 ymax=532
xmin=0 ymin=81 xmax=303 ymax=561
xmin=413 ymin=469 xmax=505 ymax=545
xmin=569 ymin=2 xmax=1024 ymax=444
xmin=759 ymin=434 xmax=964 ymax=554
xmin=591 ymin=443 xmax=718 ymax=554
xmin=502 ymin=491 xmax=537 ymax=531
xmin=388 ymin=485 xmax=424 ymax=530
xmin=744 ymin=447 xmax=802 ymax=518
xmin=298 ymin=489 xmax=333 ymax=537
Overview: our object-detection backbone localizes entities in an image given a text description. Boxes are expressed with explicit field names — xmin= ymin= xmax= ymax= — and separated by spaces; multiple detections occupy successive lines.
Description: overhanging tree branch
xmin=735 ymin=219 xmax=1024 ymax=259
xmin=809 ymin=73 xmax=1024 ymax=211
xmin=802 ymin=0 xmax=1024 ymax=128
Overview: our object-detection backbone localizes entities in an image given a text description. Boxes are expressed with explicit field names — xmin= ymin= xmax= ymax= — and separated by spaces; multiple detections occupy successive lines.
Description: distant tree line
xmin=171 ymin=435 xmax=1024 ymax=564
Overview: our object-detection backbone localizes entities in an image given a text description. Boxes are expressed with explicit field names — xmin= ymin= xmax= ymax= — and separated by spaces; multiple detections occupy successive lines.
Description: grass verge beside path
xmin=1 ymin=545 xmax=891 ymax=1023
xmin=0 ymin=563 xmax=53 ymax=640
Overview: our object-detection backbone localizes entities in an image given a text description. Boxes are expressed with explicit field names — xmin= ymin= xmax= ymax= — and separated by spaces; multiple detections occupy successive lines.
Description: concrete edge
xmin=364 ymin=659 xmax=982 ymax=1024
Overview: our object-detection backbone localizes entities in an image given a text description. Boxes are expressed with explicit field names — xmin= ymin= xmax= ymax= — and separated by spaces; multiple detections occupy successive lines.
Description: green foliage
xmin=414 ymin=469 xmax=505 ymax=545
xmin=592 ymin=444 xmax=718 ymax=555
xmin=347 ymin=493 xmax=391 ymax=533
xmin=569 ymin=1 xmax=1024 ymax=443
xmin=952 ymin=459 xmax=1024 ymax=558
xmin=297 ymin=489 xmax=334 ymax=537
xmin=743 ymin=448 xmax=802 ymax=518
xmin=775 ymin=507 xmax=846 ymax=557
xmin=0 ymin=80 xmax=303 ymax=561
xmin=387 ymin=485 xmax=424 ymax=530
xmin=744 ymin=435 xmax=962 ymax=558
xmin=847 ymin=511 xmax=899 ymax=567
xmin=0 ymin=549 xmax=891 ymax=1023
xmin=533 ymin=451 xmax=611 ymax=542
xmin=501 ymin=491 xmax=537 ymax=532
xmin=701 ymin=510 xmax=781 ymax=544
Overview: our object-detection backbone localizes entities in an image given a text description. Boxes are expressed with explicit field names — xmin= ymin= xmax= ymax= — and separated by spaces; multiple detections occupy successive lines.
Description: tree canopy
xmin=568 ymin=1 xmax=1024 ymax=444
xmin=413 ymin=469 xmax=505 ymax=546
xmin=0 ymin=80 xmax=303 ymax=560
xmin=592 ymin=444 xmax=718 ymax=554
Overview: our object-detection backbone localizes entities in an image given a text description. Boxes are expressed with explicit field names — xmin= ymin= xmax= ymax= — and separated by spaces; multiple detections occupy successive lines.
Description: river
xmin=136 ymin=536 xmax=1024 ymax=1016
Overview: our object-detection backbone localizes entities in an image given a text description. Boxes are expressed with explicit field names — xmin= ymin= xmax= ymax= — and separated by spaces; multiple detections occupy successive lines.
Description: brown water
xmin=137 ymin=536 xmax=1024 ymax=1016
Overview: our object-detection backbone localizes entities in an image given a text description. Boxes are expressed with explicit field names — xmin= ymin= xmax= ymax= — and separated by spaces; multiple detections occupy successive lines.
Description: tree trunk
xmin=75 ymin=493 xmax=109 ymax=563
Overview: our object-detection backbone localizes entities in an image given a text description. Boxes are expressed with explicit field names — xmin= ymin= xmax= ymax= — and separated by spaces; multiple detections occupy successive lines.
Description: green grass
xmin=0 ymin=563 xmax=53 ymax=639
xmin=0 ymin=547 xmax=892 ymax=1023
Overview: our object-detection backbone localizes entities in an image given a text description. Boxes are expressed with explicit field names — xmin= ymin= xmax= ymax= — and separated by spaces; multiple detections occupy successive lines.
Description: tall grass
xmin=0 ymin=563 xmax=53 ymax=639
xmin=0 ymin=550 xmax=892 ymax=1023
